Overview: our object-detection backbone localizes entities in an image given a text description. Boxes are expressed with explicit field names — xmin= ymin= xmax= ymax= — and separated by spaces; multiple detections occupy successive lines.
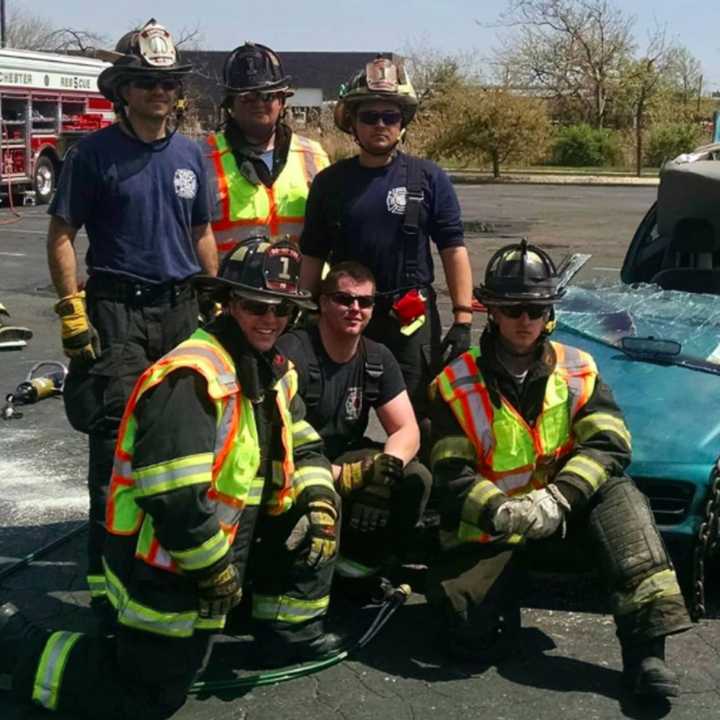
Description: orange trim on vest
xmin=208 ymin=133 xmax=231 ymax=230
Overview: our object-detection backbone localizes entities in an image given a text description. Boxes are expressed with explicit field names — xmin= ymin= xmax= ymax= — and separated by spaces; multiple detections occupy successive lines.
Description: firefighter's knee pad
xmin=589 ymin=476 xmax=672 ymax=591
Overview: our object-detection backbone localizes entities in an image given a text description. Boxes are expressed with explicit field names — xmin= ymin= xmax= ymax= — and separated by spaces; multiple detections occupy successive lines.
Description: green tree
xmin=426 ymin=86 xmax=551 ymax=177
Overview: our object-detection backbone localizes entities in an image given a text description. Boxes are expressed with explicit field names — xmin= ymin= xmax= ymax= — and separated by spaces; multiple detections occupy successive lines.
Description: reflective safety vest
xmin=107 ymin=328 xmax=297 ymax=576
xmin=435 ymin=342 xmax=599 ymax=543
xmin=205 ymin=130 xmax=329 ymax=253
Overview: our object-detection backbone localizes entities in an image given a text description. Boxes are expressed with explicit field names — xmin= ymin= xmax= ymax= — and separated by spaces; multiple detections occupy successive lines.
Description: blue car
xmin=553 ymin=152 xmax=720 ymax=619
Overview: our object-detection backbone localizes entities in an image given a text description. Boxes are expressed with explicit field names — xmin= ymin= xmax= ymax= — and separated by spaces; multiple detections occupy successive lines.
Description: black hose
xmin=0 ymin=522 xmax=88 ymax=582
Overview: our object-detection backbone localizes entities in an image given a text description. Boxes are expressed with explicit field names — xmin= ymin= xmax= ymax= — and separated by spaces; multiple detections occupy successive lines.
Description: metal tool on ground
xmin=0 ymin=303 xmax=32 ymax=350
xmin=189 ymin=583 xmax=412 ymax=694
xmin=2 ymin=360 xmax=67 ymax=419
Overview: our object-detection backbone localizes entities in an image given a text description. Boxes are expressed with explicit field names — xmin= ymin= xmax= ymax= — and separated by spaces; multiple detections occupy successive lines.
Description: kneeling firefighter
xmin=0 ymin=238 xmax=342 ymax=719
xmin=426 ymin=239 xmax=691 ymax=698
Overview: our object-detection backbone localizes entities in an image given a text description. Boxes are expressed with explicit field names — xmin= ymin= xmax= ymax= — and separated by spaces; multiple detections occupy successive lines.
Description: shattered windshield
xmin=556 ymin=282 xmax=720 ymax=364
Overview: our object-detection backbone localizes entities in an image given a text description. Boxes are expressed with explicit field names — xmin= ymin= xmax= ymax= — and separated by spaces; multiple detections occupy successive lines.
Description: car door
xmin=620 ymin=201 xmax=667 ymax=284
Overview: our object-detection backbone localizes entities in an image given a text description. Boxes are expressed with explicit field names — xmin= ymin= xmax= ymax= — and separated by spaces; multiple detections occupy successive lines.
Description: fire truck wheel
xmin=34 ymin=157 xmax=56 ymax=205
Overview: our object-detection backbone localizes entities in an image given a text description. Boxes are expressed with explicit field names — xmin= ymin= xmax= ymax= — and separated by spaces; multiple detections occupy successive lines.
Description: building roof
xmin=183 ymin=50 xmax=386 ymax=103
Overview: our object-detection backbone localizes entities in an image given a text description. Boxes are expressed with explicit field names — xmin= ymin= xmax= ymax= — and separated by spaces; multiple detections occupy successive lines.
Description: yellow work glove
xmin=337 ymin=452 xmax=403 ymax=497
xmin=53 ymin=291 xmax=99 ymax=361
xmin=286 ymin=498 xmax=338 ymax=569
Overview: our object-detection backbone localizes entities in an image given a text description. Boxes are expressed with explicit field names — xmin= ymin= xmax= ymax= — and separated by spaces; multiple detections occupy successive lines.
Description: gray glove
xmin=492 ymin=485 xmax=571 ymax=539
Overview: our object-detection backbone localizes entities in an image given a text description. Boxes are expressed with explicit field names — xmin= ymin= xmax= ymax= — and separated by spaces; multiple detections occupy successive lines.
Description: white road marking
xmin=0 ymin=251 xmax=26 ymax=256
xmin=594 ymin=266 xmax=621 ymax=272
xmin=1 ymin=229 xmax=47 ymax=235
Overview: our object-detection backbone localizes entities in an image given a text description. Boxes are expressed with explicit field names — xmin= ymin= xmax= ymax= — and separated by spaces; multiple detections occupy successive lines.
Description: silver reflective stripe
xmin=153 ymin=545 xmax=174 ymax=570
xmin=293 ymin=135 xmax=320 ymax=182
xmin=166 ymin=345 xmax=237 ymax=392
xmin=135 ymin=458 xmax=212 ymax=493
xmin=447 ymin=359 xmax=495 ymax=458
xmin=215 ymin=501 xmax=243 ymax=526
xmin=214 ymin=398 xmax=235 ymax=455
xmin=292 ymin=421 xmax=320 ymax=445
xmin=119 ymin=603 xmax=196 ymax=638
xmin=113 ymin=456 xmax=132 ymax=478
xmin=33 ymin=631 xmax=82 ymax=710
xmin=495 ymin=470 xmax=533 ymax=495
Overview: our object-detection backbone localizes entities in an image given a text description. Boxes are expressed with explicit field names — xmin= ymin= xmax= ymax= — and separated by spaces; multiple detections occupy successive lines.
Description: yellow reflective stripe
xmin=32 ymin=631 xmax=82 ymax=710
xmin=169 ymin=529 xmax=230 ymax=572
xmin=461 ymin=478 xmax=504 ymax=527
xmin=612 ymin=569 xmax=683 ymax=616
xmin=574 ymin=412 xmax=632 ymax=449
xmin=292 ymin=420 xmax=321 ymax=447
xmin=431 ymin=435 xmax=476 ymax=468
xmin=252 ymin=594 xmax=330 ymax=623
xmin=292 ymin=465 xmax=334 ymax=496
xmin=335 ymin=555 xmax=378 ymax=578
xmin=561 ymin=455 xmax=608 ymax=491
xmin=104 ymin=561 xmax=225 ymax=637
xmin=133 ymin=452 xmax=214 ymax=496
xmin=86 ymin=574 xmax=106 ymax=598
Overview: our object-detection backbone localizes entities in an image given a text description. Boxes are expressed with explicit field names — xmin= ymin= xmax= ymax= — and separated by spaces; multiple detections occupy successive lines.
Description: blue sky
xmin=24 ymin=0 xmax=720 ymax=90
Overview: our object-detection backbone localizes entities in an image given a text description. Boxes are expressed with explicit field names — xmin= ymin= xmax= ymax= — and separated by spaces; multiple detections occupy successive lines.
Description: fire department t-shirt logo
xmin=344 ymin=387 xmax=362 ymax=421
xmin=174 ymin=169 xmax=198 ymax=199
xmin=386 ymin=186 xmax=407 ymax=215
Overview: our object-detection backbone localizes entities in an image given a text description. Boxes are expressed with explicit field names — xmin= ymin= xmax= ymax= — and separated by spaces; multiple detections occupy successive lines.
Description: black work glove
xmin=286 ymin=498 xmax=339 ymax=569
xmin=196 ymin=564 xmax=242 ymax=619
xmin=439 ymin=322 xmax=472 ymax=365
xmin=349 ymin=485 xmax=392 ymax=533
xmin=348 ymin=453 xmax=403 ymax=533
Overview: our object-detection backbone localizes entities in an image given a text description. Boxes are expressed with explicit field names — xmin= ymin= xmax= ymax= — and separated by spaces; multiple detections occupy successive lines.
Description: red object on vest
xmin=392 ymin=289 xmax=426 ymax=324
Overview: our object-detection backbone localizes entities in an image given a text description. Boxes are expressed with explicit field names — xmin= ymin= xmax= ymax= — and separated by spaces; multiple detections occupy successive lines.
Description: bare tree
xmin=6 ymin=6 xmax=108 ymax=53
xmin=664 ymin=46 xmax=703 ymax=108
xmin=492 ymin=0 xmax=635 ymax=127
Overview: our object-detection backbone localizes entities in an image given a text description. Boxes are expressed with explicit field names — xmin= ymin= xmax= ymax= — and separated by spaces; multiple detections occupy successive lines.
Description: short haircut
xmin=319 ymin=261 xmax=376 ymax=296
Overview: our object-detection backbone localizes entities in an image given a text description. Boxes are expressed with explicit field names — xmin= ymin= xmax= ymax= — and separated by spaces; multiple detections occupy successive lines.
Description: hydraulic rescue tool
xmin=2 ymin=360 xmax=67 ymax=420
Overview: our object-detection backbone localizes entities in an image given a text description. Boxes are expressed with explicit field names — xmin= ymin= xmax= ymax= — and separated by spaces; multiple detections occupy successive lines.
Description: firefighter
xmin=48 ymin=19 xmax=218 ymax=626
xmin=0 ymin=238 xmax=342 ymax=719
xmin=299 ymin=55 xmax=473 ymax=449
xmin=276 ymin=261 xmax=431 ymax=586
xmin=426 ymin=240 xmax=691 ymax=698
xmin=202 ymin=43 xmax=329 ymax=255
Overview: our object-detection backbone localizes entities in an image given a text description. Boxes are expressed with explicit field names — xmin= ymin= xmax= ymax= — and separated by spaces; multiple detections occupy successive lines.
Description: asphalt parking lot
xmin=2 ymin=186 xmax=720 ymax=719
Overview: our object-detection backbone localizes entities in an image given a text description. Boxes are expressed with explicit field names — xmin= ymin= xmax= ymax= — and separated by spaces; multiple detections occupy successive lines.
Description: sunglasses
xmin=357 ymin=110 xmax=403 ymax=126
xmin=131 ymin=77 xmax=180 ymax=92
xmin=237 ymin=90 xmax=284 ymax=103
xmin=496 ymin=304 xmax=550 ymax=320
xmin=236 ymin=298 xmax=294 ymax=317
xmin=327 ymin=292 xmax=375 ymax=309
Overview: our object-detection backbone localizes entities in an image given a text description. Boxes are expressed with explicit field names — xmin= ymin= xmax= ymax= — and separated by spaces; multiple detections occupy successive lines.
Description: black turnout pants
xmin=62 ymin=279 xmax=198 ymax=589
xmin=13 ymin=625 xmax=213 ymax=720
xmin=426 ymin=476 xmax=690 ymax=650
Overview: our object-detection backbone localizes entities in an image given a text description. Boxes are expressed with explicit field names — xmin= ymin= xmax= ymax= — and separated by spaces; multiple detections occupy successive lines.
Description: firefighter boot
xmin=0 ymin=603 xmax=46 ymax=674
xmin=621 ymin=636 xmax=679 ymax=698
xmin=253 ymin=625 xmax=346 ymax=668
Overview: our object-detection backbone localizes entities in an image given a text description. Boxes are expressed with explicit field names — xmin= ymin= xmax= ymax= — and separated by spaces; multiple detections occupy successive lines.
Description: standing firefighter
xmin=203 ymin=43 xmax=329 ymax=255
xmin=427 ymin=240 xmax=690 ymax=698
xmin=299 ymin=55 xmax=474 ymax=443
xmin=0 ymin=238 xmax=342 ymax=719
xmin=48 ymin=19 xmax=218 ymax=626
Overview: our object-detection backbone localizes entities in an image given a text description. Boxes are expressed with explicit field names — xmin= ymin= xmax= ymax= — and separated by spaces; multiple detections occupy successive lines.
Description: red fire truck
xmin=0 ymin=48 xmax=114 ymax=204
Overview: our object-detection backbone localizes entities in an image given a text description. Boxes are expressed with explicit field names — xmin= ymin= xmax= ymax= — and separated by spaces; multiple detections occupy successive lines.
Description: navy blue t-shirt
xmin=300 ymin=152 xmax=464 ymax=293
xmin=49 ymin=124 xmax=211 ymax=283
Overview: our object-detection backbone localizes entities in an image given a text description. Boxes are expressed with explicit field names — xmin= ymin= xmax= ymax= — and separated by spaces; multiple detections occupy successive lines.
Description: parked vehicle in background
xmin=0 ymin=48 xmax=113 ymax=204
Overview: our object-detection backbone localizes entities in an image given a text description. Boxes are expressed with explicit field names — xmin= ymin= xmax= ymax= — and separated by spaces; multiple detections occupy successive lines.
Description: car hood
xmin=555 ymin=283 xmax=720 ymax=466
